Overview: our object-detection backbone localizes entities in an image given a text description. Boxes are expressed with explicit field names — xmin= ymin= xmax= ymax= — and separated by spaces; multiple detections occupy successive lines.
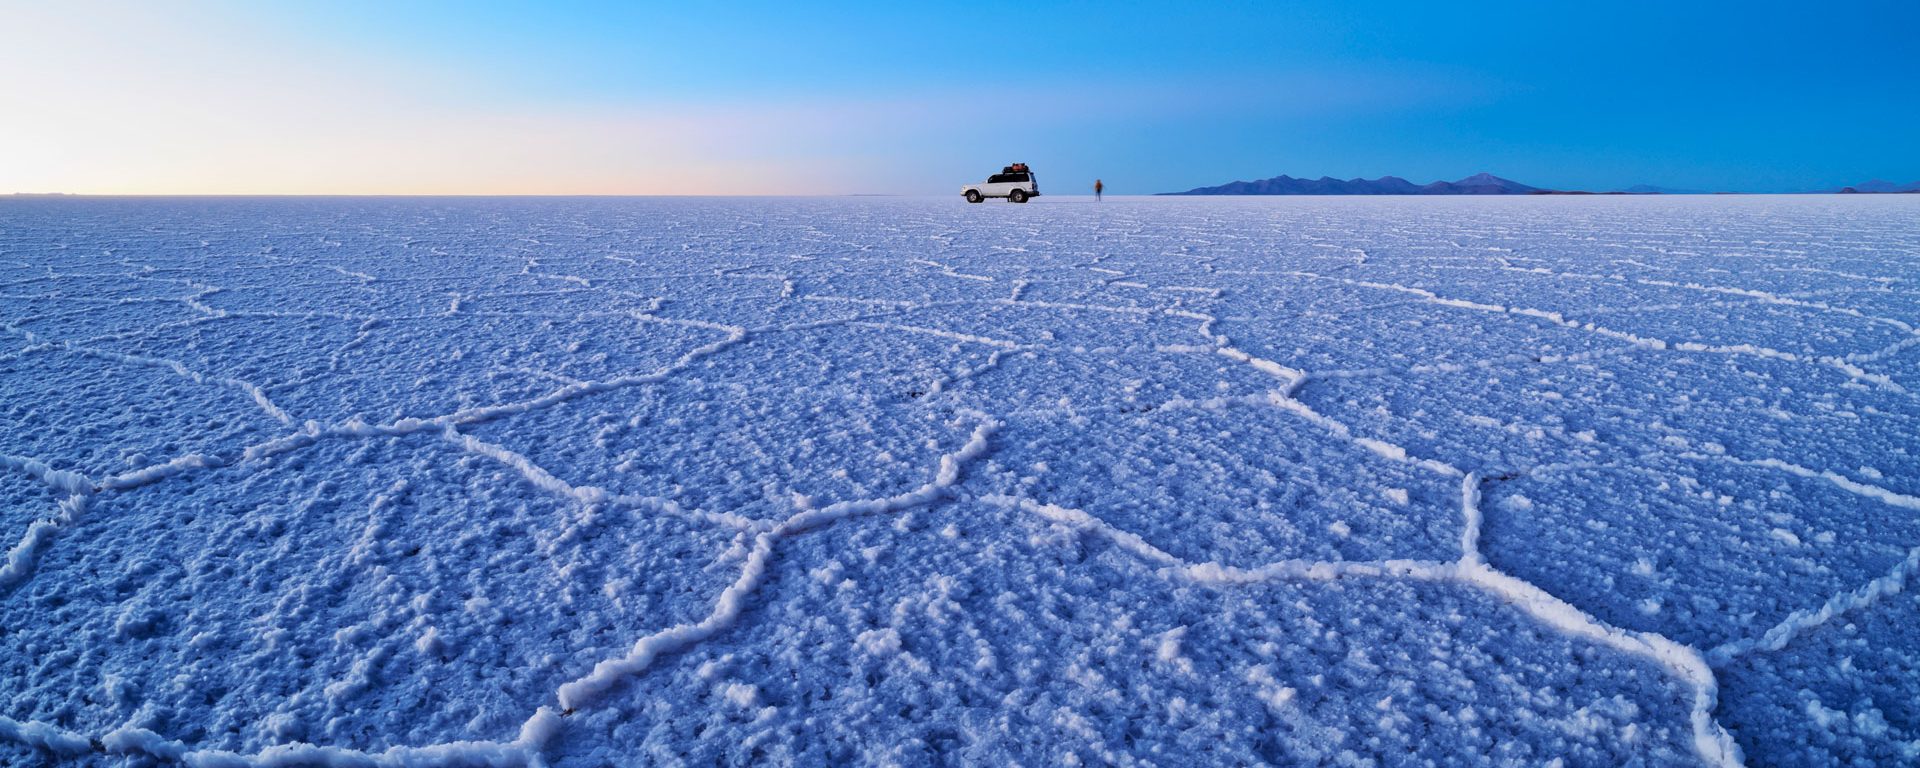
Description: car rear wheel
xmin=965 ymin=190 xmax=983 ymax=203
xmin=1008 ymin=189 xmax=1028 ymax=203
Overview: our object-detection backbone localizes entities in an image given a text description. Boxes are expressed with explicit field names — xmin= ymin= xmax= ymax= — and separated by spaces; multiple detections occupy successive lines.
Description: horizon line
xmin=3 ymin=191 xmax=1886 ymax=199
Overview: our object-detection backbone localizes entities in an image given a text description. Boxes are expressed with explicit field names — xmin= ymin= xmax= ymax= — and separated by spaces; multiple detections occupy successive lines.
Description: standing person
xmin=1094 ymin=179 xmax=1104 ymax=201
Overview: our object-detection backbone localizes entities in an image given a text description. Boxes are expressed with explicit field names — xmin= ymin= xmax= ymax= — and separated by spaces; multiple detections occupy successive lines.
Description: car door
xmin=983 ymin=173 xmax=1017 ymax=196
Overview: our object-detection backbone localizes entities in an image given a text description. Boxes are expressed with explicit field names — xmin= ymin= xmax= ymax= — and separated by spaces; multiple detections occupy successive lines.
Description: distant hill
xmin=1444 ymin=172 xmax=1542 ymax=194
xmin=1162 ymin=172 xmax=1546 ymax=196
xmin=1829 ymin=179 xmax=1920 ymax=194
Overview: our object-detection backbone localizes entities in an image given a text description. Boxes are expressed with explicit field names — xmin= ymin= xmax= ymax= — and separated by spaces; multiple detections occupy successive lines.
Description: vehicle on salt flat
xmin=963 ymin=163 xmax=1040 ymax=203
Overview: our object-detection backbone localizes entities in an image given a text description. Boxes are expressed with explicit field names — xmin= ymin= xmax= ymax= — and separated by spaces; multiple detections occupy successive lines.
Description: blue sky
xmin=4 ymin=1 xmax=1915 ymax=194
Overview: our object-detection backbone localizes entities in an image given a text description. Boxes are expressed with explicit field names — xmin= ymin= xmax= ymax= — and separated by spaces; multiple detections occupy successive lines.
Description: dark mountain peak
xmin=1448 ymin=173 xmax=1540 ymax=192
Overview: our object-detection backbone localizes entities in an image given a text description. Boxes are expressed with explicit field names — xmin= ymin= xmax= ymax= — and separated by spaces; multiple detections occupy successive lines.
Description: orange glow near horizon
xmin=0 ymin=3 xmax=885 ymax=196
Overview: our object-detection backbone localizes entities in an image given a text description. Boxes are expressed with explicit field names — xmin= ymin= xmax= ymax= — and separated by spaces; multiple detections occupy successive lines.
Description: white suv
xmin=963 ymin=164 xmax=1040 ymax=203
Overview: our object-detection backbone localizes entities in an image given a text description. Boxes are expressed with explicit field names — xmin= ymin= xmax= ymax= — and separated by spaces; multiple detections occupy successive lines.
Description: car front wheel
xmin=965 ymin=190 xmax=983 ymax=203
xmin=1008 ymin=189 xmax=1028 ymax=203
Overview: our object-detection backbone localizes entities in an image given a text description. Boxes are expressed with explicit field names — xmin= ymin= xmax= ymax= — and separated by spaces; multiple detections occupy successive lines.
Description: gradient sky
xmin=4 ymin=0 xmax=1916 ymax=195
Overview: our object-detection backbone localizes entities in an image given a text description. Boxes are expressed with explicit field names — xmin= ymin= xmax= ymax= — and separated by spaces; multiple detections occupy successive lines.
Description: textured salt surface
xmin=2 ymin=195 xmax=1917 ymax=766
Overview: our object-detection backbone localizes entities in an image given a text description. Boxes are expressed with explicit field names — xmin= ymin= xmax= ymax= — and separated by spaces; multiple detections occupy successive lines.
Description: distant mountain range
xmin=1827 ymin=179 xmax=1920 ymax=194
xmin=1161 ymin=174 xmax=1920 ymax=196
xmin=1162 ymin=172 xmax=1546 ymax=196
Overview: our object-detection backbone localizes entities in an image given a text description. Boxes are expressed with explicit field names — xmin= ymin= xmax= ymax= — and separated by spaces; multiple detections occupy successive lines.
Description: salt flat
xmin=1 ymin=195 xmax=1916 ymax=766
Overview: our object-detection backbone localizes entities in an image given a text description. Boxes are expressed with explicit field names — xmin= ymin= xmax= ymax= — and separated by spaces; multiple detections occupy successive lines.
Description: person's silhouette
xmin=1094 ymin=179 xmax=1104 ymax=201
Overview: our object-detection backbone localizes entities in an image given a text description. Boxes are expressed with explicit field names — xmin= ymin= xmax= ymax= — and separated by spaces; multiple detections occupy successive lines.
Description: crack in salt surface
xmin=0 ymin=455 xmax=93 ymax=591
xmin=983 ymin=470 xmax=1743 ymax=767
xmin=1282 ymin=269 xmax=1908 ymax=394
xmin=1685 ymin=451 xmax=1920 ymax=668
xmin=0 ymin=317 xmax=751 ymax=594
xmin=984 ymin=296 xmax=1752 ymax=765
xmin=0 ymin=409 xmax=997 ymax=766
xmin=554 ymin=416 xmax=997 ymax=712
